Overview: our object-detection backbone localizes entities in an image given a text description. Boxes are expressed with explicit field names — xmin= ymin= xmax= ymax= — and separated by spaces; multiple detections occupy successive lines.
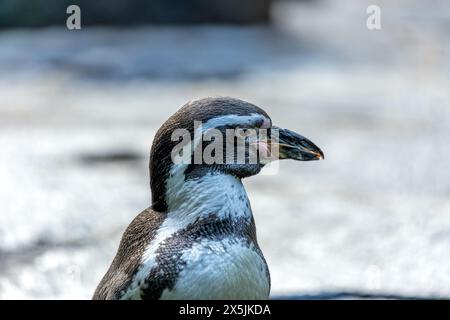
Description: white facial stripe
xmin=201 ymin=113 xmax=268 ymax=132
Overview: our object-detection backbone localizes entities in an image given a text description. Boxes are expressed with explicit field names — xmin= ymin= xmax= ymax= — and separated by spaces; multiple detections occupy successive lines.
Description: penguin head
xmin=150 ymin=97 xmax=323 ymax=212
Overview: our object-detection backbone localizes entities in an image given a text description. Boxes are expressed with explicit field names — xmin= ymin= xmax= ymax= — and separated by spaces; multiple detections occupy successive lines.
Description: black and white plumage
xmin=93 ymin=97 xmax=324 ymax=300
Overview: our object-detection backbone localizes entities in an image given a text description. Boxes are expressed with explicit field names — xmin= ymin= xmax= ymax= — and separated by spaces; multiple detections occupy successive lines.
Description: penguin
xmin=93 ymin=97 xmax=324 ymax=300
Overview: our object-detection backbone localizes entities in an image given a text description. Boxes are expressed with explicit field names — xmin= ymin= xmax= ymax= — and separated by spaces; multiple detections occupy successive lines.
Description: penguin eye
xmin=259 ymin=118 xmax=271 ymax=129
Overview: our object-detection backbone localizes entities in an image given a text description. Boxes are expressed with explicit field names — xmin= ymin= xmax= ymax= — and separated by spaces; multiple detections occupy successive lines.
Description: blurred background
xmin=1 ymin=0 xmax=450 ymax=299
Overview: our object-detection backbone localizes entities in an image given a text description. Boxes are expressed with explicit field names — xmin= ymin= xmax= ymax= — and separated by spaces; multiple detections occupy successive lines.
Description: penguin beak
xmin=270 ymin=126 xmax=324 ymax=161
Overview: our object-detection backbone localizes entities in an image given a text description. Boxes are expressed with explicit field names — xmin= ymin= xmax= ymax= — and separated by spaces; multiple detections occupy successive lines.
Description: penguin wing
xmin=92 ymin=208 xmax=166 ymax=300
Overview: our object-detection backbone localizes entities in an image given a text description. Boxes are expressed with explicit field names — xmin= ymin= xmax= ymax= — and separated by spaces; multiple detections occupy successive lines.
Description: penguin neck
xmin=164 ymin=169 xmax=253 ymax=222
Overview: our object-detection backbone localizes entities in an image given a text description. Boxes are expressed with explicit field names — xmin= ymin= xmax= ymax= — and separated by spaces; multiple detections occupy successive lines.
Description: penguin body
xmin=93 ymin=97 xmax=323 ymax=300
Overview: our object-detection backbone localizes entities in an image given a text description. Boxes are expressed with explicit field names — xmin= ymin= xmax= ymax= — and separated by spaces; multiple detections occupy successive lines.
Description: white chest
xmin=122 ymin=173 xmax=269 ymax=300
xmin=160 ymin=238 xmax=270 ymax=300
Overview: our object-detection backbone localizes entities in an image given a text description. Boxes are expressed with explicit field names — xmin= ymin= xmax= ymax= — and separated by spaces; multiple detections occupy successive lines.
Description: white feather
xmin=160 ymin=238 xmax=269 ymax=300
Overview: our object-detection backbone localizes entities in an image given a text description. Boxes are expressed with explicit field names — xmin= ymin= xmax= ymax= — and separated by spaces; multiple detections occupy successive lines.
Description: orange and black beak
xmin=270 ymin=126 xmax=324 ymax=161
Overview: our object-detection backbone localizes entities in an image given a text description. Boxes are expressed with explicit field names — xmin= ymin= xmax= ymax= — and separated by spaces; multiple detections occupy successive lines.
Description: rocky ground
xmin=0 ymin=0 xmax=449 ymax=299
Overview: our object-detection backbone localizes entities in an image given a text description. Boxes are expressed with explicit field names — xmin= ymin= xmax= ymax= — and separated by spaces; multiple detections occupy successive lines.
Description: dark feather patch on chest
xmin=136 ymin=214 xmax=268 ymax=300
